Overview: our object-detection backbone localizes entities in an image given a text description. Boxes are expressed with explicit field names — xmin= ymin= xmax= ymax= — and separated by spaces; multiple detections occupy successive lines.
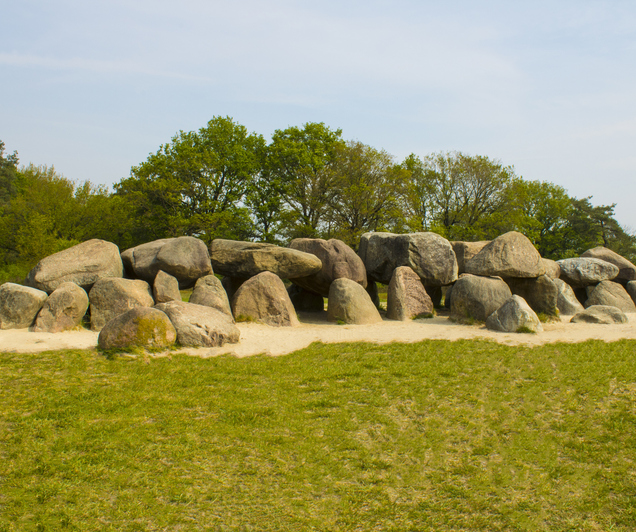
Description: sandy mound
xmin=2 ymin=311 xmax=636 ymax=357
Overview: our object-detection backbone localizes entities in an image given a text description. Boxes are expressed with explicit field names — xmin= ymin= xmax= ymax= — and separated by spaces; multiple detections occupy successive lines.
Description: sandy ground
xmin=2 ymin=311 xmax=636 ymax=357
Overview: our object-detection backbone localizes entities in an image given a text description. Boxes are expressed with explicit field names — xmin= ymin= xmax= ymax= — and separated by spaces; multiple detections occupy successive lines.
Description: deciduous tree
xmin=116 ymin=116 xmax=265 ymax=244
xmin=327 ymin=141 xmax=409 ymax=248
xmin=267 ymin=122 xmax=344 ymax=238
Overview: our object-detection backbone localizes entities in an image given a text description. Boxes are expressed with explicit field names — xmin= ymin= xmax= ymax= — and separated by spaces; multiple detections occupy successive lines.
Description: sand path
xmin=2 ymin=312 xmax=636 ymax=357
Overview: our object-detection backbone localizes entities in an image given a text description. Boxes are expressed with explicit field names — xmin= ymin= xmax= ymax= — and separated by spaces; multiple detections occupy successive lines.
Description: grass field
xmin=2 ymin=340 xmax=636 ymax=531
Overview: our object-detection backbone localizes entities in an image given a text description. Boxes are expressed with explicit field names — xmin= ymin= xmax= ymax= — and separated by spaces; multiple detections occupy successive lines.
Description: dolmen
xmin=2 ymin=230 xmax=636 ymax=351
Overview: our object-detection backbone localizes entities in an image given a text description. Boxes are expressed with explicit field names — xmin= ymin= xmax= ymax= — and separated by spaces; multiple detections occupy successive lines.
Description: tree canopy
xmin=2 ymin=122 xmax=635 ymax=285
xmin=116 ymin=116 xmax=265 ymax=244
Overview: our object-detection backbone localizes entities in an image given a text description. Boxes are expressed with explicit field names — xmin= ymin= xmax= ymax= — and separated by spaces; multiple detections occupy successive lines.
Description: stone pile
xmin=1 ymin=230 xmax=635 ymax=349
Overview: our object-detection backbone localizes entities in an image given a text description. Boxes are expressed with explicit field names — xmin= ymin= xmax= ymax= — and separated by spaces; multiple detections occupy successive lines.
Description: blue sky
xmin=2 ymin=0 xmax=636 ymax=230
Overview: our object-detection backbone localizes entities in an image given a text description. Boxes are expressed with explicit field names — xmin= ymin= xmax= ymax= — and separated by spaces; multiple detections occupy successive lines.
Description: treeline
xmin=1 ymin=117 xmax=635 ymax=282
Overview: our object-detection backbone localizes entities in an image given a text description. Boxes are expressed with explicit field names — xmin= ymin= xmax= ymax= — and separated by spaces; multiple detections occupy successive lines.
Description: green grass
xmin=2 ymin=340 xmax=636 ymax=531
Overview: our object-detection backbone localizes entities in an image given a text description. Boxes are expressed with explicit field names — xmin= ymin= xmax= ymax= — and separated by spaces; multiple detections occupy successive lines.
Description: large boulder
xmin=485 ymin=295 xmax=543 ymax=333
xmin=542 ymin=259 xmax=561 ymax=280
xmin=585 ymin=281 xmax=636 ymax=313
xmin=209 ymin=239 xmax=321 ymax=280
xmin=557 ymin=257 xmax=619 ymax=287
xmin=89 ymin=278 xmax=155 ymax=332
xmin=231 ymin=271 xmax=299 ymax=327
xmin=465 ymin=231 xmax=544 ymax=278
xmin=289 ymin=238 xmax=366 ymax=296
xmin=188 ymin=275 xmax=233 ymax=317
xmin=553 ymin=278 xmax=585 ymax=315
xmin=358 ymin=232 xmax=458 ymax=286
xmin=581 ymin=246 xmax=636 ymax=282
xmin=287 ymin=284 xmax=325 ymax=312
xmin=570 ymin=305 xmax=628 ymax=324
xmin=32 ymin=282 xmax=89 ymax=333
xmin=98 ymin=307 xmax=177 ymax=350
xmin=153 ymin=271 xmax=181 ymax=304
xmin=121 ymin=237 xmax=213 ymax=289
xmin=0 ymin=283 xmax=48 ymax=329
xmin=450 ymin=274 xmax=512 ymax=323
xmin=154 ymin=301 xmax=239 ymax=347
xmin=451 ymin=241 xmax=490 ymax=275
xmin=26 ymin=239 xmax=123 ymax=293
xmin=386 ymin=266 xmax=434 ymax=321
xmin=121 ymin=239 xmax=169 ymax=277
xmin=327 ymin=278 xmax=382 ymax=324
xmin=505 ymin=275 xmax=558 ymax=316
xmin=627 ymin=281 xmax=636 ymax=305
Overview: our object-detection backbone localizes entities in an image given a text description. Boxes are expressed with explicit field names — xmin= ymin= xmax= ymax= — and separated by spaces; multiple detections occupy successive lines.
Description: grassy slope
xmin=1 ymin=340 xmax=636 ymax=531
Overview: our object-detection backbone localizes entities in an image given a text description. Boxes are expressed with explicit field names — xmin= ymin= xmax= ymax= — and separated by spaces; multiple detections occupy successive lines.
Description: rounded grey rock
xmin=581 ymin=246 xmax=636 ymax=282
xmin=585 ymin=280 xmax=636 ymax=313
xmin=0 ymin=283 xmax=48 ymax=329
xmin=465 ymin=231 xmax=544 ymax=278
xmin=189 ymin=275 xmax=232 ymax=317
xmin=557 ymin=257 xmax=619 ymax=287
xmin=570 ymin=305 xmax=628 ymax=324
xmin=327 ymin=278 xmax=382 ymax=325
xmin=386 ymin=266 xmax=433 ymax=321
xmin=485 ymin=295 xmax=543 ymax=333
xmin=450 ymin=274 xmax=512 ymax=323
xmin=27 ymin=239 xmax=123 ymax=293
xmin=153 ymin=270 xmax=181 ymax=304
xmin=232 ymin=271 xmax=299 ymax=327
xmin=98 ymin=307 xmax=177 ymax=350
xmin=89 ymin=278 xmax=154 ymax=331
xmin=553 ymin=278 xmax=585 ymax=315
xmin=289 ymin=238 xmax=366 ymax=296
xmin=155 ymin=300 xmax=239 ymax=347
xmin=210 ymin=239 xmax=321 ymax=280
xmin=32 ymin=282 xmax=89 ymax=333
xmin=358 ymin=232 xmax=458 ymax=286
xmin=122 ymin=237 xmax=212 ymax=289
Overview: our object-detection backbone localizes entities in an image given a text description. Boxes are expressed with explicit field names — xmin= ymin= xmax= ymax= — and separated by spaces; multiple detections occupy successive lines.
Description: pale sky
xmin=2 ymin=0 xmax=636 ymax=230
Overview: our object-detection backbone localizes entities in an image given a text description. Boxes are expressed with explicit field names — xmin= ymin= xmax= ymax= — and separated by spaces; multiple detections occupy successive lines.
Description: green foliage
xmin=3 ymin=124 xmax=636 ymax=272
xmin=491 ymin=179 xmax=574 ymax=258
xmin=2 ymin=341 xmax=636 ymax=530
xmin=400 ymin=153 xmax=437 ymax=232
xmin=515 ymin=325 xmax=536 ymax=333
xmin=0 ymin=140 xmax=19 ymax=205
xmin=0 ymin=165 xmax=81 ymax=268
xmin=117 ymin=116 xmax=265 ymax=244
xmin=537 ymin=310 xmax=560 ymax=323
xmin=326 ymin=141 xmax=409 ymax=248
xmin=412 ymin=311 xmax=435 ymax=319
xmin=566 ymin=198 xmax=636 ymax=262
xmin=235 ymin=314 xmax=257 ymax=323
xmin=267 ymin=122 xmax=344 ymax=239
xmin=401 ymin=151 xmax=516 ymax=241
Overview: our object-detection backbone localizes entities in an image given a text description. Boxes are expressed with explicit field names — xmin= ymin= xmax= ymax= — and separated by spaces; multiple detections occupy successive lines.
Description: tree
xmin=400 ymin=153 xmax=436 ymax=233
xmin=491 ymin=179 xmax=574 ymax=258
xmin=407 ymin=152 xmax=516 ymax=240
xmin=267 ymin=122 xmax=345 ymax=239
xmin=0 ymin=140 xmax=19 ymax=205
xmin=565 ymin=198 xmax=636 ymax=261
xmin=116 ymin=116 xmax=265 ymax=244
xmin=0 ymin=165 xmax=82 ymax=268
xmin=326 ymin=141 xmax=409 ymax=247
xmin=244 ymin=170 xmax=287 ymax=244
